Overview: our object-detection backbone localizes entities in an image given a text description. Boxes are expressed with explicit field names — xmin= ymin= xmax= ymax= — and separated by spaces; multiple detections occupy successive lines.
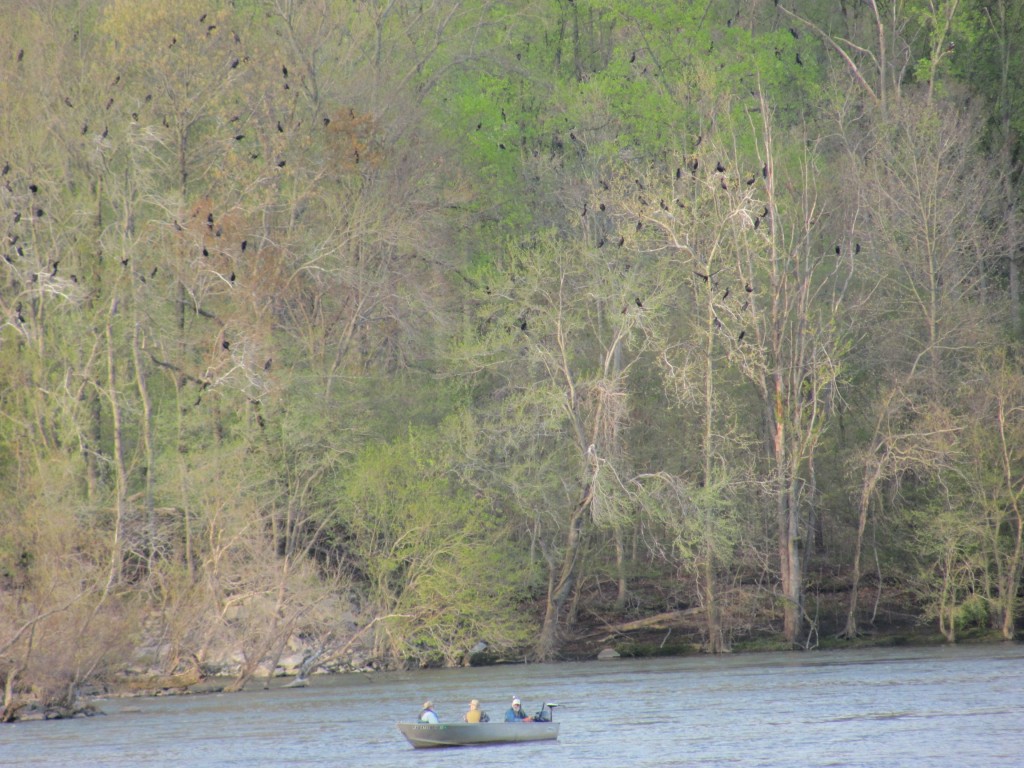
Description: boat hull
xmin=396 ymin=721 xmax=560 ymax=749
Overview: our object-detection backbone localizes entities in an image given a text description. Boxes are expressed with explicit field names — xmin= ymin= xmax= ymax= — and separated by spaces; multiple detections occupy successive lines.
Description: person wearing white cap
xmin=504 ymin=696 xmax=532 ymax=722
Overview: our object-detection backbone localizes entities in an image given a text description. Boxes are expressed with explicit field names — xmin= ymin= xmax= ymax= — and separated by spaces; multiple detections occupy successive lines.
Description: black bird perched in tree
xmin=63 ymin=96 xmax=73 ymax=108
xmin=745 ymin=281 xmax=753 ymax=293
xmin=835 ymin=245 xmax=841 ymax=255
xmin=720 ymin=178 xmax=728 ymax=190
xmin=754 ymin=217 xmax=761 ymax=230
xmin=276 ymin=159 xmax=286 ymax=167
xmin=234 ymin=134 xmax=244 ymax=141
xmin=282 ymin=64 xmax=288 ymax=78
xmin=597 ymin=237 xmax=605 ymax=248
xmin=635 ymin=297 xmax=644 ymax=308
xmin=617 ymin=236 xmax=625 ymax=247
xmin=738 ymin=330 xmax=745 ymax=341
xmin=277 ymin=121 xmax=284 ymax=132
xmin=241 ymin=239 xmax=247 ymax=252
xmin=796 ymin=52 xmax=803 ymax=66
xmin=34 ymin=208 xmax=43 ymax=218
xmin=636 ymin=219 xmax=643 ymax=231
xmin=230 ymin=57 xmax=239 ymax=69
xmin=264 ymin=358 xmax=272 ymax=371
xmin=694 ymin=270 xmax=709 ymax=283
xmin=1 ymin=162 xmax=9 ymax=175
xmin=222 ymin=339 xmax=230 ymax=350
xmin=716 ymin=161 xmax=725 ymax=173
xmin=713 ymin=316 xmax=723 ymax=329
xmin=50 ymin=260 xmax=59 ymax=276
xmin=855 ymin=242 xmax=861 ymax=254
xmin=762 ymin=163 xmax=768 ymax=178
xmin=28 ymin=183 xmax=37 ymax=194
xmin=746 ymin=174 xmax=755 ymax=186
xmin=722 ymin=287 xmax=730 ymax=300
xmin=150 ymin=266 xmax=158 ymax=278
xmin=229 ymin=271 xmax=235 ymax=283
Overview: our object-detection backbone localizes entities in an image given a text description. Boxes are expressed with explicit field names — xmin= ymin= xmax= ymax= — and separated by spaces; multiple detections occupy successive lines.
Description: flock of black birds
xmin=572 ymin=147 xmax=775 ymax=344
xmin=1 ymin=13 xmax=305 ymax=427
xmin=5 ymin=8 xmax=833 ymax=419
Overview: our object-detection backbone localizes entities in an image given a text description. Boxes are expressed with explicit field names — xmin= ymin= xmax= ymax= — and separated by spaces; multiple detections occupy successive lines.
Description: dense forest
xmin=2 ymin=0 xmax=1024 ymax=719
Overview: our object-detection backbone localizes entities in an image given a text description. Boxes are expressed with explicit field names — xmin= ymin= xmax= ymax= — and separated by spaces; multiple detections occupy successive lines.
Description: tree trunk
xmin=131 ymin=320 xmax=156 ymax=571
xmin=845 ymin=461 xmax=884 ymax=637
xmin=104 ymin=297 xmax=128 ymax=592
xmin=535 ymin=483 xmax=593 ymax=660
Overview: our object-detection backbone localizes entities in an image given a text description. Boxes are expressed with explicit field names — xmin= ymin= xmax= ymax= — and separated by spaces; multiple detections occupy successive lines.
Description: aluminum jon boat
xmin=396 ymin=720 xmax=560 ymax=749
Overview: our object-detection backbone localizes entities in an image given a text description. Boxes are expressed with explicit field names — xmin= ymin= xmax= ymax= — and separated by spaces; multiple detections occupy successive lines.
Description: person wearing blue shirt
xmin=504 ymin=697 xmax=532 ymax=722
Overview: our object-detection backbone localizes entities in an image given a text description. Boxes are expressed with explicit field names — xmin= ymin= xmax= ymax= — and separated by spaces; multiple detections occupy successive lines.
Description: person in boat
xmin=419 ymin=701 xmax=439 ymax=723
xmin=463 ymin=698 xmax=490 ymax=723
xmin=504 ymin=696 xmax=533 ymax=722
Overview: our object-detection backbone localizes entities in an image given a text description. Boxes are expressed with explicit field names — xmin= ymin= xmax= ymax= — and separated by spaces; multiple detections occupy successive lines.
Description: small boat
xmin=396 ymin=720 xmax=560 ymax=749
xmin=397 ymin=704 xmax=560 ymax=749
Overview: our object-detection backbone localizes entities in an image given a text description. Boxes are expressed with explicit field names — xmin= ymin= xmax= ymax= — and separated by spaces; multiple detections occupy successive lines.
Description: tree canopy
xmin=2 ymin=0 xmax=1023 ymax=719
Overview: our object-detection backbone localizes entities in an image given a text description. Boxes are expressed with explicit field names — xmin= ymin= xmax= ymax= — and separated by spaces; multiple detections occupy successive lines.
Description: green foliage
xmin=328 ymin=427 xmax=535 ymax=664
xmin=955 ymin=594 xmax=990 ymax=633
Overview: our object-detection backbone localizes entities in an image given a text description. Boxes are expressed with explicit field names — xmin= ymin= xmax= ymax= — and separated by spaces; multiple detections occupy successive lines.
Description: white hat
xmin=511 ymin=697 xmax=520 ymax=705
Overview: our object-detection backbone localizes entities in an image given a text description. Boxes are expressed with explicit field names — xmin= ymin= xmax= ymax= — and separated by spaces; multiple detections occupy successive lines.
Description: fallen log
xmin=586 ymin=607 xmax=703 ymax=640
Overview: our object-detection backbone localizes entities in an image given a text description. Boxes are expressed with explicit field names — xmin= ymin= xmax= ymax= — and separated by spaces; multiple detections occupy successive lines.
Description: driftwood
xmin=589 ymin=608 xmax=702 ymax=641
xmin=112 ymin=655 xmax=205 ymax=695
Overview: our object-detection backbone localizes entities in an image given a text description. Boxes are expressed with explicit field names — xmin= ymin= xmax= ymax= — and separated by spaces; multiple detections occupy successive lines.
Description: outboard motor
xmin=534 ymin=703 xmax=558 ymax=722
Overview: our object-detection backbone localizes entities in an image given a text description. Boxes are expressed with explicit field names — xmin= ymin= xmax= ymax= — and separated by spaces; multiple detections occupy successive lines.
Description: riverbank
xmin=6 ymin=626 xmax=1009 ymax=725
xmin=3 ymin=577 xmax=1014 ymax=725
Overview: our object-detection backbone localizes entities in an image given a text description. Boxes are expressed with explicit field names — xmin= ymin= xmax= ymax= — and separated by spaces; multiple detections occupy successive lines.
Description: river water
xmin=3 ymin=644 xmax=1022 ymax=767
